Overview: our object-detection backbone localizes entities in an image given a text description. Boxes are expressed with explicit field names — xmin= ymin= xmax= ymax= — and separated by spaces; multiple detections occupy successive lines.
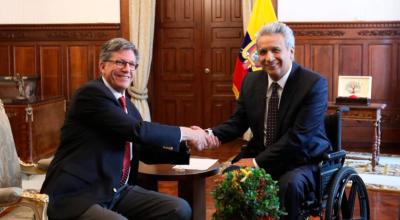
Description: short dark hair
xmin=99 ymin=38 xmax=139 ymax=62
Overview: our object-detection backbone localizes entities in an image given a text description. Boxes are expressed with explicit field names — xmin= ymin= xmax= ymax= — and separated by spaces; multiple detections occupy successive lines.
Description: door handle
xmin=204 ymin=68 xmax=210 ymax=74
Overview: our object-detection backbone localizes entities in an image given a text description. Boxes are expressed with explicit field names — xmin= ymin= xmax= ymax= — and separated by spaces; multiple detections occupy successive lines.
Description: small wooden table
xmin=328 ymin=102 xmax=386 ymax=171
xmin=138 ymin=157 xmax=220 ymax=220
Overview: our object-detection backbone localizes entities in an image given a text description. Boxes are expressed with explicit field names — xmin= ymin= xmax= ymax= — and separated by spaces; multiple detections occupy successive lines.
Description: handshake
xmin=180 ymin=126 xmax=220 ymax=151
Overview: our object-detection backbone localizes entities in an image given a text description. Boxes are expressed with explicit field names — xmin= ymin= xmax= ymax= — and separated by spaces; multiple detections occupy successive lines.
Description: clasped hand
xmin=180 ymin=126 xmax=220 ymax=151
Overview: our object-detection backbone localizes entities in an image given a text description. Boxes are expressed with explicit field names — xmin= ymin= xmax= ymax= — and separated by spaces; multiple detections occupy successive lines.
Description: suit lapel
xmin=125 ymin=96 xmax=143 ymax=120
xmin=97 ymin=79 xmax=121 ymax=107
xmin=97 ymin=78 xmax=143 ymax=120
xmin=253 ymin=72 xmax=268 ymax=136
xmin=278 ymin=62 xmax=300 ymax=126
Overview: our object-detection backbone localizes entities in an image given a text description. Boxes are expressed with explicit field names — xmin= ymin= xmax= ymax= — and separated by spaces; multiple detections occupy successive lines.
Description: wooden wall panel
xmin=13 ymin=45 xmax=36 ymax=75
xmin=369 ymin=44 xmax=392 ymax=103
xmin=294 ymin=44 xmax=305 ymax=67
xmin=0 ymin=46 xmax=10 ymax=74
xmin=0 ymin=24 xmax=121 ymax=102
xmin=396 ymin=44 xmax=400 ymax=107
xmin=289 ymin=21 xmax=400 ymax=148
xmin=310 ymin=44 xmax=335 ymax=100
xmin=93 ymin=44 xmax=102 ymax=79
xmin=67 ymin=45 xmax=90 ymax=99
xmin=39 ymin=45 xmax=63 ymax=99
xmin=339 ymin=44 xmax=363 ymax=75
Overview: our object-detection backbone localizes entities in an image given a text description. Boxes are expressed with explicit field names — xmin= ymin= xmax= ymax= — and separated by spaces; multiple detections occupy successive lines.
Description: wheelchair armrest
xmin=322 ymin=150 xmax=346 ymax=161
xmin=337 ymin=106 xmax=350 ymax=113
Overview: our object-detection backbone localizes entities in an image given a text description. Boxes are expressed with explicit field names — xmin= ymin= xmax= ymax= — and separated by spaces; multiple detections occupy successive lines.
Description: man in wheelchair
xmin=204 ymin=22 xmax=369 ymax=220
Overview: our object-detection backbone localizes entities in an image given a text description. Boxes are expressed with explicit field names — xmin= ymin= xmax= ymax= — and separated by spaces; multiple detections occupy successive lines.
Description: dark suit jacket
xmin=212 ymin=62 xmax=330 ymax=178
xmin=41 ymin=79 xmax=189 ymax=219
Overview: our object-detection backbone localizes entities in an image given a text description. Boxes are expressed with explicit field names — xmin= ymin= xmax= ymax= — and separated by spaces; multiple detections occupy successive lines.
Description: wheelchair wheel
xmin=325 ymin=166 xmax=370 ymax=220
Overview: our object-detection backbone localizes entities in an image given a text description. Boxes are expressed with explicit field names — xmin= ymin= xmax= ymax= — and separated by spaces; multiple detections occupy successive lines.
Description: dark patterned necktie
xmin=118 ymin=96 xmax=131 ymax=186
xmin=265 ymin=82 xmax=280 ymax=147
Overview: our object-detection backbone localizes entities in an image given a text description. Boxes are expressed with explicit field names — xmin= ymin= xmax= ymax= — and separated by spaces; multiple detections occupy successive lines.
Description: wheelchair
xmin=301 ymin=106 xmax=370 ymax=220
xmin=225 ymin=106 xmax=370 ymax=219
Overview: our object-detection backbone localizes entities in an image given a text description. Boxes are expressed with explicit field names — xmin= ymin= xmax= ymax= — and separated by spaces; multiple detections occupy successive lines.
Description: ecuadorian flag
xmin=232 ymin=0 xmax=277 ymax=99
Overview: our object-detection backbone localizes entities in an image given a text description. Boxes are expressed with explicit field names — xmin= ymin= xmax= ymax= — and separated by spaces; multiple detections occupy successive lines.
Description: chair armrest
xmin=18 ymin=190 xmax=49 ymax=220
xmin=337 ymin=106 xmax=350 ymax=113
xmin=0 ymin=187 xmax=23 ymax=205
xmin=37 ymin=158 xmax=52 ymax=171
xmin=19 ymin=159 xmax=47 ymax=175
xmin=322 ymin=150 xmax=346 ymax=161
xmin=1 ymin=188 xmax=49 ymax=220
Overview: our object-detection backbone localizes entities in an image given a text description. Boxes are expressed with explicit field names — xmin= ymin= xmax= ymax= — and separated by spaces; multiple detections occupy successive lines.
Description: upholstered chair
xmin=0 ymin=99 xmax=49 ymax=220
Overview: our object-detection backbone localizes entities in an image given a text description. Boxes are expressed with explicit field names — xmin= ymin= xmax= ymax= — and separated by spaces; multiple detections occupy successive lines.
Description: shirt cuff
xmin=179 ymin=127 xmax=183 ymax=142
xmin=205 ymin=128 xmax=214 ymax=136
xmin=253 ymin=158 xmax=259 ymax=168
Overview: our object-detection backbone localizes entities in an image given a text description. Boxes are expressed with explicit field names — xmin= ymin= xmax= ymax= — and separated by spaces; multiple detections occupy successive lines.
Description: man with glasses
xmin=41 ymin=38 xmax=216 ymax=220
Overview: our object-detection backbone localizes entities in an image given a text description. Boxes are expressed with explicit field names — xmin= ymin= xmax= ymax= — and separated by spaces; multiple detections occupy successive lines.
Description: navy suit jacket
xmin=41 ymin=79 xmax=189 ymax=219
xmin=212 ymin=62 xmax=330 ymax=178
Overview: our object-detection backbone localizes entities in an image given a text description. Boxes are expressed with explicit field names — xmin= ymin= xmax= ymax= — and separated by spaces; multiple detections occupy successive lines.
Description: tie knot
xmin=118 ymin=96 xmax=127 ymax=109
xmin=271 ymin=82 xmax=279 ymax=92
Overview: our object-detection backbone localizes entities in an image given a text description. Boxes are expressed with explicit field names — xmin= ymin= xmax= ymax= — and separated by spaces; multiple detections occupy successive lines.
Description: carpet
xmin=345 ymin=151 xmax=400 ymax=193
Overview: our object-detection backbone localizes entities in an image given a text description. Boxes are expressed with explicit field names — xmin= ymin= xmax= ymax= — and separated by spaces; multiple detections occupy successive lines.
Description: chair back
xmin=324 ymin=106 xmax=348 ymax=152
xmin=0 ymin=99 xmax=22 ymax=188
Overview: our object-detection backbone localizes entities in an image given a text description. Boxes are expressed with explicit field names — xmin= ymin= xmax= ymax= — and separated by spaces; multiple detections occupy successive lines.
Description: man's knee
xmin=169 ymin=198 xmax=192 ymax=220
xmin=278 ymin=170 xmax=311 ymax=208
xmin=279 ymin=176 xmax=305 ymax=195
xmin=78 ymin=204 xmax=128 ymax=220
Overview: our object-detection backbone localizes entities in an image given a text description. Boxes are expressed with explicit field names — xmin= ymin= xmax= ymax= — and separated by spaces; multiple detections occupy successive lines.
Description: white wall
xmin=0 ymin=0 xmax=399 ymax=24
xmin=278 ymin=0 xmax=400 ymax=21
xmin=0 ymin=0 xmax=120 ymax=24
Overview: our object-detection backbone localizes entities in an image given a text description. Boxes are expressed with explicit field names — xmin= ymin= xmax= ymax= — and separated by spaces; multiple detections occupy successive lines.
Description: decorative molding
xmin=288 ymin=21 xmax=400 ymax=29
xmin=0 ymin=24 xmax=121 ymax=41
xmin=294 ymin=30 xmax=345 ymax=37
xmin=46 ymin=31 xmax=109 ymax=40
xmin=0 ymin=23 xmax=121 ymax=30
xmin=358 ymin=30 xmax=400 ymax=37
xmin=0 ymin=32 xmax=25 ymax=39
xmin=289 ymin=21 xmax=400 ymax=39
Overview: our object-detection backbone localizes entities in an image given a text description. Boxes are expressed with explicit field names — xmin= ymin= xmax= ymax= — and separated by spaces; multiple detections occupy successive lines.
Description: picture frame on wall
xmin=336 ymin=75 xmax=372 ymax=105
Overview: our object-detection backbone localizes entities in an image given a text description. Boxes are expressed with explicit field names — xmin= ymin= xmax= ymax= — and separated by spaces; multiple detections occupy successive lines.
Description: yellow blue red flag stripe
xmin=232 ymin=0 xmax=277 ymax=98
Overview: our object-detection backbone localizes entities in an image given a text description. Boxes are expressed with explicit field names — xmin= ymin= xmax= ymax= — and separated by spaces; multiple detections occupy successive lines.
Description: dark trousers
xmin=76 ymin=185 xmax=191 ymax=220
xmin=278 ymin=164 xmax=317 ymax=220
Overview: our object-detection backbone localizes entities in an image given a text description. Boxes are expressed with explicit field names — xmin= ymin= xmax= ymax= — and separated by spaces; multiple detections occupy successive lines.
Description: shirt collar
xmin=267 ymin=62 xmax=292 ymax=90
xmin=102 ymin=76 xmax=125 ymax=100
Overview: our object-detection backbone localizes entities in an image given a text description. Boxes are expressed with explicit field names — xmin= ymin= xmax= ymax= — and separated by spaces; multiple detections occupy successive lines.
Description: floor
xmin=23 ymin=139 xmax=400 ymax=220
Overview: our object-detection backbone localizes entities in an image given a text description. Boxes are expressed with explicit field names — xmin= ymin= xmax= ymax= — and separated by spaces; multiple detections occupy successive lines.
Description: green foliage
xmin=211 ymin=167 xmax=285 ymax=220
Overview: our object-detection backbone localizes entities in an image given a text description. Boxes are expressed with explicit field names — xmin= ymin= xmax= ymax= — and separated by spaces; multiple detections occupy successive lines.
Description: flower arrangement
xmin=211 ymin=167 xmax=285 ymax=220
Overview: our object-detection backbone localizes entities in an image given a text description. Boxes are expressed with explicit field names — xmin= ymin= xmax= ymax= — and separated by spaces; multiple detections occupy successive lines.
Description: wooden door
xmin=152 ymin=0 xmax=242 ymax=128
xmin=203 ymin=0 xmax=243 ymax=128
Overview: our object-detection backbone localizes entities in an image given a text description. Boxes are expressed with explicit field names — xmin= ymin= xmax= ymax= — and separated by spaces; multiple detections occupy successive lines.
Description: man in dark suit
xmin=41 ymin=38 xmax=215 ymax=220
xmin=206 ymin=22 xmax=330 ymax=220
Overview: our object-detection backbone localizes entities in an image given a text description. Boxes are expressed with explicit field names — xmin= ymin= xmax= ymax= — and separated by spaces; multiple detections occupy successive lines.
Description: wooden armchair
xmin=0 ymin=99 xmax=49 ymax=220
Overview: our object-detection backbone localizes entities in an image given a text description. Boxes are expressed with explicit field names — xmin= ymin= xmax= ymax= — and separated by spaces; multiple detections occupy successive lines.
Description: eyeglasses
xmin=105 ymin=60 xmax=139 ymax=70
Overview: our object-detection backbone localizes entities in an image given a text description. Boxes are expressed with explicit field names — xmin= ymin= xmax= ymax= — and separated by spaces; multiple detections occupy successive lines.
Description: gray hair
xmin=255 ymin=22 xmax=295 ymax=50
xmin=99 ymin=38 xmax=139 ymax=62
